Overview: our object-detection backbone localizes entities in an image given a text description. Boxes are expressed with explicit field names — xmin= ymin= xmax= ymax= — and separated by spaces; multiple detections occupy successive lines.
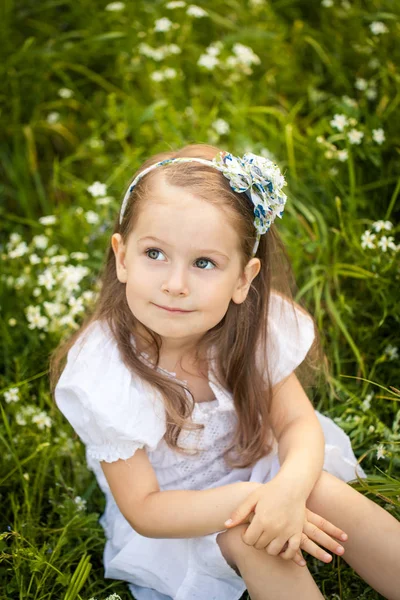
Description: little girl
xmin=51 ymin=144 xmax=400 ymax=600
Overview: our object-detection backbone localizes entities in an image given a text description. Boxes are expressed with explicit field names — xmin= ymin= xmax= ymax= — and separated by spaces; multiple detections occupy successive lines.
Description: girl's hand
xmin=245 ymin=508 xmax=347 ymax=566
xmin=225 ymin=480 xmax=348 ymax=567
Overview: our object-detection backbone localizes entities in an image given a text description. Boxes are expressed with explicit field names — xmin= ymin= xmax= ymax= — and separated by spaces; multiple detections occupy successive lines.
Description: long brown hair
xmin=50 ymin=143 xmax=323 ymax=469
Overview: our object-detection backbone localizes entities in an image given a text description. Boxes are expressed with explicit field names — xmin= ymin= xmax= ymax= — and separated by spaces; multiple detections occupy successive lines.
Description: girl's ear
xmin=231 ymin=258 xmax=261 ymax=304
xmin=111 ymin=233 xmax=128 ymax=283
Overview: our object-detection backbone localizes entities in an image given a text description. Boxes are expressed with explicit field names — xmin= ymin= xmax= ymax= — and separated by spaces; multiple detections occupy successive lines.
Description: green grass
xmin=1 ymin=0 xmax=399 ymax=598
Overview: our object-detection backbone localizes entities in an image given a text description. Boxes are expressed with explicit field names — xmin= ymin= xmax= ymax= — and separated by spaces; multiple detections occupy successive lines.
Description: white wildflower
xmin=87 ymin=181 xmax=107 ymax=197
xmin=370 ymin=21 xmax=388 ymax=35
xmin=330 ymin=114 xmax=348 ymax=132
xmin=95 ymin=196 xmax=113 ymax=206
xmin=167 ymin=43 xmax=181 ymax=55
xmin=43 ymin=302 xmax=64 ymax=317
xmin=376 ymin=444 xmax=386 ymax=460
xmin=166 ymin=1 xmax=186 ymax=7
xmin=150 ymin=71 xmax=164 ymax=82
xmin=138 ymin=43 xmax=166 ymax=61
xmin=366 ymin=88 xmax=377 ymax=100
xmin=360 ymin=230 xmax=376 ymax=249
xmin=58 ymin=314 xmax=79 ymax=329
xmin=23 ymin=473 xmax=30 ymax=481
xmin=32 ymin=411 xmax=52 ymax=430
xmin=164 ymin=68 xmax=177 ymax=79
xmin=154 ymin=17 xmax=173 ymax=32
xmin=337 ymin=149 xmax=348 ymax=162
xmin=32 ymin=235 xmax=49 ymax=250
xmin=47 ymin=112 xmax=60 ymax=124
xmin=212 ymin=119 xmax=230 ymax=136
xmin=4 ymin=387 xmax=20 ymax=404
xmin=26 ymin=306 xmax=49 ymax=330
xmin=186 ymin=5 xmax=208 ymax=17
xmin=105 ymin=1 xmax=125 ymax=10
xmin=368 ymin=58 xmax=380 ymax=69
xmin=232 ymin=43 xmax=260 ymax=67
xmin=355 ymin=78 xmax=368 ymax=91
xmin=49 ymin=255 xmax=68 ymax=264
xmin=205 ymin=42 xmax=222 ymax=57
xmin=85 ymin=210 xmax=100 ymax=224
xmin=342 ymin=95 xmax=358 ymax=108
xmin=69 ymin=296 xmax=85 ymax=316
xmin=74 ymin=496 xmax=87 ymax=511
xmin=347 ymin=129 xmax=364 ymax=145
xmin=8 ymin=318 xmax=17 ymax=327
xmin=70 ymin=252 xmax=89 ymax=260
xmin=15 ymin=275 xmax=27 ymax=289
xmin=58 ymin=264 xmax=90 ymax=287
xmin=58 ymin=88 xmax=74 ymax=99
xmin=384 ymin=345 xmax=399 ymax=361
xmin=361 ymin=393 xmax=374 ymax=411
xmin=321 ymin=0 xmax=333 ymax=6
xmin=9 ymin=233 xmax=22 ymax=244
xmin=16 ymin=405 xmax=36 ymax=426
xmin=39 ymin=215 xmax=57 ymax=225
xmin=372 ymin=128 xmax=385 ymax=144
xmin=8 ymin=242 xmax=29 ymax=258
xmin=198 ymin=54 xmax=219 ymax=69
xmin=82 ymin=290 xmax=96 ymax=302
xmin=372 ymin=220 xmax=393 ymax=232
xmin=33 ymin=288 xmax=41 ymax=297
xmin=38 ymin=269 xmax=56 ymax=290
xmin=368 ymin=425 xmax=375 ymax=434
xmin=378 ymin=236 xmax=397 ymax=252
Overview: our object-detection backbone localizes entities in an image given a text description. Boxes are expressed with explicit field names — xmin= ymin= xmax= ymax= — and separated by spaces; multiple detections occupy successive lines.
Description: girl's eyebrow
xmin=138 ymin=236 xmax=230 ymax=260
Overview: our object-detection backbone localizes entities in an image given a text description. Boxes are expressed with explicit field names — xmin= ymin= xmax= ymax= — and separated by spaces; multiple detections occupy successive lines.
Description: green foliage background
xmin=1 ymin=0 xmax=399 ymax=598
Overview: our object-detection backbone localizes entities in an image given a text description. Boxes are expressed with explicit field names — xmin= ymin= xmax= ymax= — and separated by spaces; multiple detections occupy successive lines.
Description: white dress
xmin=55 ymin=294 xmax=366 ymax=600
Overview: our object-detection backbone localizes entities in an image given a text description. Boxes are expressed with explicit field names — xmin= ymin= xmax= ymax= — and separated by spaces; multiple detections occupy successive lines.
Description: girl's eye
xmin=146 ymin=248 xmax=165 ymax=261
xmin=195 ymin=258 xmax=216 ymax=270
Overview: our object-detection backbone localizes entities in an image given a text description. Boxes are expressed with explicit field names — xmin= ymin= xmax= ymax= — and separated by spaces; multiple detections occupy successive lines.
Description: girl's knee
xmin=217 ymin=524 xmax=248 ymax=574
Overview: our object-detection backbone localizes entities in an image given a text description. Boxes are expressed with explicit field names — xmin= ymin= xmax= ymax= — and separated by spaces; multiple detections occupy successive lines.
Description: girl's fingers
xmin=299 ymin=533 xmax=336 ymax=564
xmin=305 ymin=509 xmax=348 ymax=542
xmin=303 ymin=520 xmax=345 ymax=557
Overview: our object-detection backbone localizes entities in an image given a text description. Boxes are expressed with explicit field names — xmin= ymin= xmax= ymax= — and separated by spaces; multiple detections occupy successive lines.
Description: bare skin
xmin=217 ymin=470 xmax=400 ymax=600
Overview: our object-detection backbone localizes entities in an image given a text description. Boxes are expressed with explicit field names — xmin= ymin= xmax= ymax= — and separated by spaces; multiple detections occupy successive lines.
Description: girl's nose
xmin=161 ymin=265 xmax=189 ymax=297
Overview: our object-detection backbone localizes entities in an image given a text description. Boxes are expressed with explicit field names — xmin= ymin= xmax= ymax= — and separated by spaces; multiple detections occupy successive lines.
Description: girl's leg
xmin=306 ymin=470 xmax=400 ymax=600
xmin=217 ymin=525 xmax=324 ymax=600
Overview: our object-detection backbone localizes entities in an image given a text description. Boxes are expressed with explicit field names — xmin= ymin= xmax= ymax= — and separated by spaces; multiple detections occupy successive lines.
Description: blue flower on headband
xmin=212 ymin=151 xmax=287 ymax=236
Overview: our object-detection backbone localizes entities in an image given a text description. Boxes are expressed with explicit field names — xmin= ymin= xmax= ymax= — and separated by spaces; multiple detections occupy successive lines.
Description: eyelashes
xmin=145 ymin=248 xmax=217 ymax=271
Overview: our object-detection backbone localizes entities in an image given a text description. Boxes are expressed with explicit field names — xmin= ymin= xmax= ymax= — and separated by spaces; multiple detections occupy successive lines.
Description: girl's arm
xmin=141 ymin=483 xmax=261 ymax=538
xmin=101 ymin=448 xmax=261 ymax=538
xmin=269 ymin=372 xmax=325 ymax=499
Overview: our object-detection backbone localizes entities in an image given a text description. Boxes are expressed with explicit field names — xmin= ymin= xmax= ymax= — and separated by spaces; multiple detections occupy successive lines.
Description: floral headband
xmin=119 ymin=151 xmax=287 ymax=255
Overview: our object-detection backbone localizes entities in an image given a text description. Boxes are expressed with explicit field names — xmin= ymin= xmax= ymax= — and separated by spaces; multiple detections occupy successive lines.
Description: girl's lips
xmin=154 ymin=304 xmax=193 ymax=313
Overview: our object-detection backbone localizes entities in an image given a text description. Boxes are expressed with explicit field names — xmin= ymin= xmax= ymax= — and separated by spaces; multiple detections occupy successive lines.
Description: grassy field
xmin=1 ymin=0 xmax=399 ymax=598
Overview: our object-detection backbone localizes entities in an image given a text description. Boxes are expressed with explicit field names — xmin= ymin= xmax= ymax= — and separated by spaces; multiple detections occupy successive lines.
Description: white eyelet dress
xmin=55 ymin=294 xmax=367 ymax=600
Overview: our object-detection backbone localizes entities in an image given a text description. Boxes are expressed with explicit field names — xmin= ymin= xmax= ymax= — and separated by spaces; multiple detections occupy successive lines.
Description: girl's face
xmin=112 ymin=177 xmax=260 ymax=351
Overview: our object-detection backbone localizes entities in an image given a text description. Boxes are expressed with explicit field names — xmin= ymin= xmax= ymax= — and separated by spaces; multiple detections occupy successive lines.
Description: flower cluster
xmin=197 ymin=41 xmax=260 ymax=79
xmin=213 ymin=152 xmax=287 ymax=235
xmin=2 ymin=212 xmax=101 ymax=335
xmin=360 ymin=221 xmax=399 ymax=253
xmin=15 ymin=405 xmax=52 ymax=430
